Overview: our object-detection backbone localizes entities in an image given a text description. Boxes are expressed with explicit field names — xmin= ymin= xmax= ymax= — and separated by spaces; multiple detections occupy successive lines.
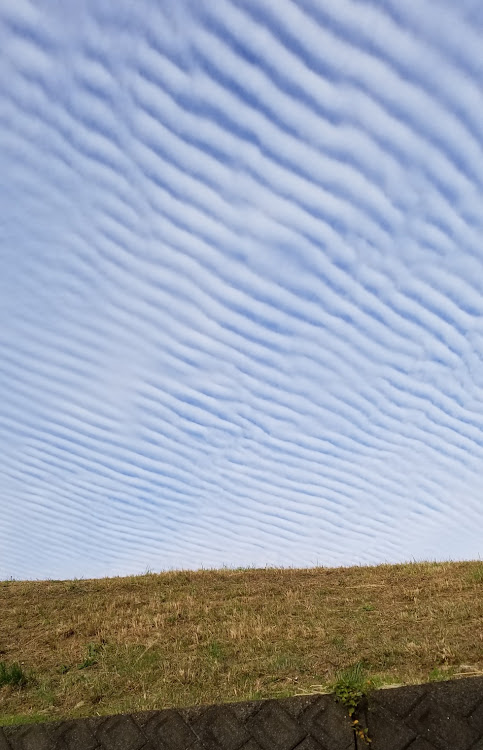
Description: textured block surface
xmin=1 ymin=676 xmax=482 ymax=749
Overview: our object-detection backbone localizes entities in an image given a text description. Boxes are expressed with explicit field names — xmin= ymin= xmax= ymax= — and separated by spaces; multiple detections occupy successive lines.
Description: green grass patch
xmin=78 ymin=643 xmax=105 ymax=670
xmin=467 ymin=564 xmax=483 ymax=584
xmin=428 ymin=666 xmax=456 ymax=682
xmin=0 ymin=713 xmax=48 ymax=727
xmin=331 ymin=661 xmax=371 ymax=715
xmin=0 ymin=661 xmax=29 ymax=688
xmin=331 ymin=661 xmax=373 ymax=745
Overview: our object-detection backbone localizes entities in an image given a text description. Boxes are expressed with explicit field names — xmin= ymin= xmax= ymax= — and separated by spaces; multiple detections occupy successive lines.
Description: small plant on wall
xmin=331 ymin=661 xmax=373 ymax=745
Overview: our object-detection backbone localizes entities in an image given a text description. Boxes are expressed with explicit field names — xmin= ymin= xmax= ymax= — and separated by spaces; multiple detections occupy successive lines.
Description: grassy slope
xmin=1 ymin=559 xmax=482 ymax=726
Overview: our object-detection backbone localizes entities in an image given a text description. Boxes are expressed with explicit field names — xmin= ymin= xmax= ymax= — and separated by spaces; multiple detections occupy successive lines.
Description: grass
xmin=0 ymin=558 xmax=482 ymax=727
xmin=331 ymin=661 xmax=370 ymax=711
xmin=0 ymin=662 xmax=29 ymax=689
xmin=468 ymin=564 xmax=483 ymax=584
xmin=330 ymin=661 xmax=373 ymax=745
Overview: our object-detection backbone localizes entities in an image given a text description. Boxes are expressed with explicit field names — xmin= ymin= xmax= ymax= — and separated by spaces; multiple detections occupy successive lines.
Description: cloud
xmin=0 ymin=0 xmax=482 ymax=580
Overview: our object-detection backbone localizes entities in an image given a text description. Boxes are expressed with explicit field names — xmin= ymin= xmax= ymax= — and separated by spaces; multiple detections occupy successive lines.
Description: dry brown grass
xmin=1 ymin=559 xmax=482 ymax=726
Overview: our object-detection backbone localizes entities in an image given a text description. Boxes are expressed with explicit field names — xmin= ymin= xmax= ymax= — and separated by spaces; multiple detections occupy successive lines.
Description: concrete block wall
xmin=1 ymin=675 xmax=482 ymax=749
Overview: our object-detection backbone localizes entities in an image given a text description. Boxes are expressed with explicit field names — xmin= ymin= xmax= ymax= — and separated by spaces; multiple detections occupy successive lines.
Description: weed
xmin=0 ymin=661 xmax=28 ymax=688
xmin=429 ymin=667 xmax=450 ymax=682
xmin=207 ymin=640 xmax=224 ymax=660
xmin=362 ymin=603 xmax=375 ymax=611
xmin=467 ymin=565 xmax=483 ymax=584
xmin=0 ymin=713 xmax=47 ymax=727
xmin=331 ymin=661 xmax=373 ymax=745
xmin=36 ymin=680 xmax=56 ymax=707
xmin=272 ymin=653 xmax=298 ymax=670
xmin=78 ymin=643 xmax=103 ymax=670
xmin=331 ymin=661 xmax=367 ymax=716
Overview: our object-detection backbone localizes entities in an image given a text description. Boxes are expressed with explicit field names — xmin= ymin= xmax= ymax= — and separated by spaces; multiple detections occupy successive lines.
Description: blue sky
xmin=1 ymin=0 xmax=483 ymax=581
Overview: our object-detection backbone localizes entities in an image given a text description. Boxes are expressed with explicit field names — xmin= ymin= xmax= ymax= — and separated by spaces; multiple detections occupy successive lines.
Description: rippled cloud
xmin=1 ymin=0 xmax=483 ymax=580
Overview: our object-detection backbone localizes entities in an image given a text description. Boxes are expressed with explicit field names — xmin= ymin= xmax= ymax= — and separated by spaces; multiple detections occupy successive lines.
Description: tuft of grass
xmin=428 ymin=666 xmax=456 ymax=682
xmin=331 ymin=661 xmax=370 ymax=716
xmin=207 ymin=640 xmax=225 ymax=661
xmin=0 ymin=661 xmax=29 ymax=688
xmin=0 ymin=713 xmax=47 ymax=727
xmin=467 ymin=564 xmax=483 ymax=584
xmin=331 ymin=661 xmax=373 ymax=745
xmin=77 ymin=643 xmax=104 ymax=670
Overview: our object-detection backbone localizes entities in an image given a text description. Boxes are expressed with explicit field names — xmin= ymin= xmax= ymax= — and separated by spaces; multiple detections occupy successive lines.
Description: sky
xmin=1 ymin=0 xmax=483 ymax=581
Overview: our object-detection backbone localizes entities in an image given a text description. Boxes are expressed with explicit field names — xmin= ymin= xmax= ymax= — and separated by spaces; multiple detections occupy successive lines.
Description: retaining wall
xmin=1 ymin=675 xmax=482 ymax=749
